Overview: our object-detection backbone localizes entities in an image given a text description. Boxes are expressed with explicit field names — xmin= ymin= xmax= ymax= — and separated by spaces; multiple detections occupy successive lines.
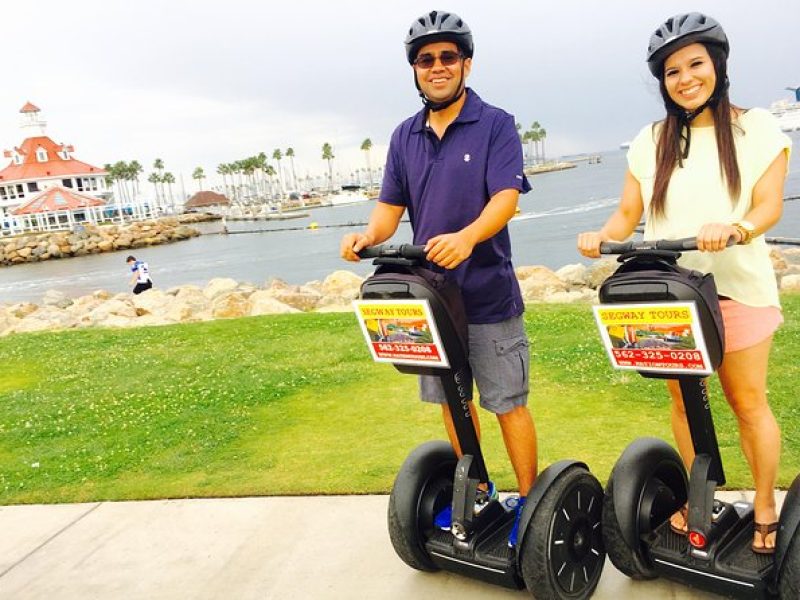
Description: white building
xmin=0 ymin=102 xmax=109 ymax=221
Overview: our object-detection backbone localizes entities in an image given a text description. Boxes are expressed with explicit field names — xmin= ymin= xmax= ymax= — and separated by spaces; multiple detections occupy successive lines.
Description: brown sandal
xmin=669 ymin=504 xmax=689 ymax=536
xmin=753 ymin=522 xmax=779 ymax=554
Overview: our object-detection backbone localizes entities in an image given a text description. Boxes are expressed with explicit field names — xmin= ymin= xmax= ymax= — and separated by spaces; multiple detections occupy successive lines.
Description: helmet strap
xmin=667 ymin=75 xmax=729 ymax=163
xmin=414 ymin=65 xmax=466 ymax=113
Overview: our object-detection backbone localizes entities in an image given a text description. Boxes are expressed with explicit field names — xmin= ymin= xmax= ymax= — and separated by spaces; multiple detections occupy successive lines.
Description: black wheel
xmin=602 ymin=438 xmax=687 ymax=580
xmin=777 ymin=472 xmax=800 ymax=598
xmin=387 ymin=440 xmax=457 ymax=571
xmin=778 ymin=529 xmax=800 ymax=599
xmin=520 ymin=466 xmax=605 ymax=599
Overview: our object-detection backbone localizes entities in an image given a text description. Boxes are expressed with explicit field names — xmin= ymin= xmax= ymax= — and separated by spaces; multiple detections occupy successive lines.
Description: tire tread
xmin=520 ymin=467 xmax=605 ymax=600
xmin=601 ymin=477 xmax=656 ymax=580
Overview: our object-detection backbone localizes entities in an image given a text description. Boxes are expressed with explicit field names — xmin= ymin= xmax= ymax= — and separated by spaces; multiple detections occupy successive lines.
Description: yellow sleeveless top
xmin=627 ymin=108 xmax=792 ymax=308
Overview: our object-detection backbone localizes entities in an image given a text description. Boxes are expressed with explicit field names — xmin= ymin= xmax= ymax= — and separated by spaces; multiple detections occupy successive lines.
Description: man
xmin=340 ymin=10 xmax=536 ymax=547
xmin=127 ymin=255 xmax=153 ymax=294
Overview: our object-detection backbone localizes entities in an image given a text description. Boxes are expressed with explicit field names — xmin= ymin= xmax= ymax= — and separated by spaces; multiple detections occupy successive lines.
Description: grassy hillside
xmin=1 ymin=296 xmax=798 ymax=504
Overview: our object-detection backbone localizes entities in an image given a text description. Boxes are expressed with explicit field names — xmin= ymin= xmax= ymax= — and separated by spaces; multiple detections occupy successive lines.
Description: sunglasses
xmin=413 ymin=50 xmax=464 ymax=69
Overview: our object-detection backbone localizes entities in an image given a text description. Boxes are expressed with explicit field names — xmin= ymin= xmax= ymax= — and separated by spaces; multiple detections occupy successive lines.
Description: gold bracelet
xmin=732 ymin=222 xmax=753 ymax=245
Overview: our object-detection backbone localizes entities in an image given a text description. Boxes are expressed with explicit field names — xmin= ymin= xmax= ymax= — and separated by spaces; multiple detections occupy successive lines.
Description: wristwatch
xmin=732 ymin=220 xmax=756 ymax=245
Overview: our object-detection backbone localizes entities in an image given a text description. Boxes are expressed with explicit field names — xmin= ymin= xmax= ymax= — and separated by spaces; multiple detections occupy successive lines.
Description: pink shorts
xmin=719 ymin=299 xmax=783 ymax=353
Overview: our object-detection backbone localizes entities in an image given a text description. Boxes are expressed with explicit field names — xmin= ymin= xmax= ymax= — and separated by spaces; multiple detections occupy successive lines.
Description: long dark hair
xmin=650 ymin=43 xmax=741 ymax=219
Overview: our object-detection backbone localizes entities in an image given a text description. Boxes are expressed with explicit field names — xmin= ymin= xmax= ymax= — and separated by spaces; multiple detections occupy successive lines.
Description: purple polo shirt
xmin=379 ymin=89 xmax=531 ymax=324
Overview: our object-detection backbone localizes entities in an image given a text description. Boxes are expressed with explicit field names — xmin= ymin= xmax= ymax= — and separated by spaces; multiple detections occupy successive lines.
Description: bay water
xmin=1 ymin=144 xmax=798 ymax=304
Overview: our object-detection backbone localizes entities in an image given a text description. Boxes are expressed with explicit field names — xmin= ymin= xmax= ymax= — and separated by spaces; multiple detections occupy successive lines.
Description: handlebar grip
xmin=397 ymin=244 xmax=428 ymax=259
xmin=598 ymin=236 xmax=734 ymax=255
xmin=356 ymin=244 xmax=428 ymax=260
xmin=653 ymin=237 xmax=736 ymax=251
xmin=357 ymin=245 xmax=384 ymax=259
xmin=655 ymin=237 xmax=698 ymax=251
xmin=599 ymin=241 xmax=633 ymax=254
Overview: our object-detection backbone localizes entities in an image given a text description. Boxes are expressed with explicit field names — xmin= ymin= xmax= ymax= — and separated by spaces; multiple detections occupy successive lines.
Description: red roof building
xmin=0 ymin=103 xmax=108 ymax=219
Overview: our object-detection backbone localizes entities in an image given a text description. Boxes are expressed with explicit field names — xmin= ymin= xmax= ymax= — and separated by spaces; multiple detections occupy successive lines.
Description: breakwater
xmin=0 ymin=214 xmax=215 ymax=266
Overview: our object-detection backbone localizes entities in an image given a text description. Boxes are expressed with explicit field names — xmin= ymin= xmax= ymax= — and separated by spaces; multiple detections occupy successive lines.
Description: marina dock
xmin=524 ymin=161 xmax=577 ymax=175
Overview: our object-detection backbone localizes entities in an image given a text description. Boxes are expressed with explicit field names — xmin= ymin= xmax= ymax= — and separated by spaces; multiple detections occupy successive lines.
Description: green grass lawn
xmin=1 ymin=295 xmax=799 ymax=505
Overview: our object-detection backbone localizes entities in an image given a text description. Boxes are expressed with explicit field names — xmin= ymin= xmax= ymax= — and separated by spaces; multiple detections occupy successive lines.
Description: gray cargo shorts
xmin=419 ymin=315 xmax=529 ymax=415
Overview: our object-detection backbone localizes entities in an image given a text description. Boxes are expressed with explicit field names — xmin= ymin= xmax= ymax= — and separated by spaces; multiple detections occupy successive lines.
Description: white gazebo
xmin=10 ymin=186 xmax=107 ymax=233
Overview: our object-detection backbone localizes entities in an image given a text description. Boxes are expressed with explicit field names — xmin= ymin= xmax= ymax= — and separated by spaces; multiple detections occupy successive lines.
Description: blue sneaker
xmin=508 ymin=496 xmax=527 ymax=548
xmin=434 ymin=504 xmax=452 ymax=530
xmin=433 ymin=482 xmax=498 ymax=530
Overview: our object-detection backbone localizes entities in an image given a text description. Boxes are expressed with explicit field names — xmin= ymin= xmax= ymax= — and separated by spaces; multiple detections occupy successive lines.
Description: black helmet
xmin=646 ymin=12 xmax=729 ymax=77
xmin=404 ymin=10 xmax=473 ymax=64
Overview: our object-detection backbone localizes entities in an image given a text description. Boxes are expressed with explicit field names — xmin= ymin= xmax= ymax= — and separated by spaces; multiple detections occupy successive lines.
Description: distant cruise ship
xmin=770 ymin=87 xmax=800 ymax=132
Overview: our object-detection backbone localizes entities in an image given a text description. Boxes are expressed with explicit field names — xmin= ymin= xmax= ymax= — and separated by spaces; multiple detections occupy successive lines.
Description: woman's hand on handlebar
xmin=696 ymin=223 xmax=741 ymax=252
xmin=340 ymin=232 xmax=375 ymax=262
xmin=425 ymin=231 xmax=475 ymax=269
xmin=577 ymin=230 xmax=612 ymax=259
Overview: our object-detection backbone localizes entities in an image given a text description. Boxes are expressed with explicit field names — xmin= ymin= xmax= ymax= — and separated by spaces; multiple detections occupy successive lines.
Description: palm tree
xmin=217 ymin=164 xmax=230 ymax=198
xmin=152 ymin=158 xmax=166 ymax=204
xmin=124 ymin=161 xmax=138 ymax=200
xmin=251 ymin=152 xmax=266 ymax=198
xmin=521 ymin=130 xmax=533 ymax=166
xmin=129 ymin=160 xmax=143 ymax=197
xmin=108 ymin=161 xmax=124 ymax=200
xmin=272 ymin=149 xmax=284 ymax=195
xmin=106 ymin=162 xmax=127 ymax=202
xmin=529 ymin=122 xmax=539 ymax=164
xmin=539 ymin=127 xmax=547 ymax=163
xmin=264 ymin=164 xmax=277 ymax=198
xmin=147 ymin=172 xmax=162 ymax=203
xmin=322 ymin=143 xmax=335 ymax=191
xmin=285 ymin=147 xmax=297 ymax=191
xmin=192 ymin=167 xmax=206 ymax=191
xmin=100 ymin=162 xmax=126 ymax=219
xmin=103 ymin=162 xmax=116 ymax=194
xmin=529 ymin=122 xmax=545 ymax=164
xmin=229 ymin=162 xmax=244 ymax=204
xmin=360 ymin=138 xmax=373 ymax=189
xmin=163 ymin=172 xmax=176 ymax=207
xmin=242 ymin=158 xmax=257 ymax=201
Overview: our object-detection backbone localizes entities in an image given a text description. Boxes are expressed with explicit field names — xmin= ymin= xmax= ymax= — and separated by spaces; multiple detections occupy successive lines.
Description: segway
xmin=594 ymin=237 xmax=800 ymax=598
xmin=354 ymin=244 xmax=606 ymax=599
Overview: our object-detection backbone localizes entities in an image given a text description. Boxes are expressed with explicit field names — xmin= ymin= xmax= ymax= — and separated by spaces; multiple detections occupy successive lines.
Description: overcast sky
xmin=1 ymin=0 xmax=797 ymax=189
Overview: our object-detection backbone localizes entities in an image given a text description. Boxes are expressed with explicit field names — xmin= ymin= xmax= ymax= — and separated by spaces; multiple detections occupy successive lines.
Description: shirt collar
xmin=411 ymin=88 xmax=483 ymax=133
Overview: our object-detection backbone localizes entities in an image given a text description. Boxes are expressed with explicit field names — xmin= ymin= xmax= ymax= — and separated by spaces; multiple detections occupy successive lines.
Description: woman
xmin=578 ymin=12 xmax=791 ymax=553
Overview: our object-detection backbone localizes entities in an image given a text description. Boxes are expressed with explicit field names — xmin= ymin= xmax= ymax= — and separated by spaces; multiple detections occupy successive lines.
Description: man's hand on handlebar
xmin=696 ymin=223 xmax=742 ymax=252
xmin=577 ymin=230 xmax=613 ymax=259
xmin=340 ymin=232 xmax=375 ymax=262
xmin=425 ymin=231 xmax=475 ymax=270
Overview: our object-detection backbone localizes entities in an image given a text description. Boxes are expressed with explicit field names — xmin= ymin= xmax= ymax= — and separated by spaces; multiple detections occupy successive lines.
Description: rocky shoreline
xmin=2 ymin=246 xmax=800 ymax=337
xmin=0 ymin=214 xmax=215 ymax=266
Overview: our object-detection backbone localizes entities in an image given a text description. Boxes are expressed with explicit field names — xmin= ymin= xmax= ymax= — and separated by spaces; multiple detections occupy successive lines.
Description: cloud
xmin=0 ymin=0 xmax=797 ymax=191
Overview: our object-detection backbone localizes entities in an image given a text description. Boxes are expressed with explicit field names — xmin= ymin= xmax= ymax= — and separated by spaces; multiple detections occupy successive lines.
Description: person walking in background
xmin=340 ymin=10 xmax=536 ymax=547
xmin=577 ymin=13 xmax=791 ymax=553
xmin=127 ymin=255 xmax=153 ymax=295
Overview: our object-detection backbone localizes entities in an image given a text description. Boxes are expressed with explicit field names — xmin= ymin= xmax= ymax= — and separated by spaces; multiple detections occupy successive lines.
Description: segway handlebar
xmin=357 ymin=244 xmax=428 ymax=260
xmin=599 ymin=236 xmax=735 ymax=255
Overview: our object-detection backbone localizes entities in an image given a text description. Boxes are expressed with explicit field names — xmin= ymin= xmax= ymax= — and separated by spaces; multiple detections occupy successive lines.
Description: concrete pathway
xmin=0 ymin=491 xmax=783 ymax=599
